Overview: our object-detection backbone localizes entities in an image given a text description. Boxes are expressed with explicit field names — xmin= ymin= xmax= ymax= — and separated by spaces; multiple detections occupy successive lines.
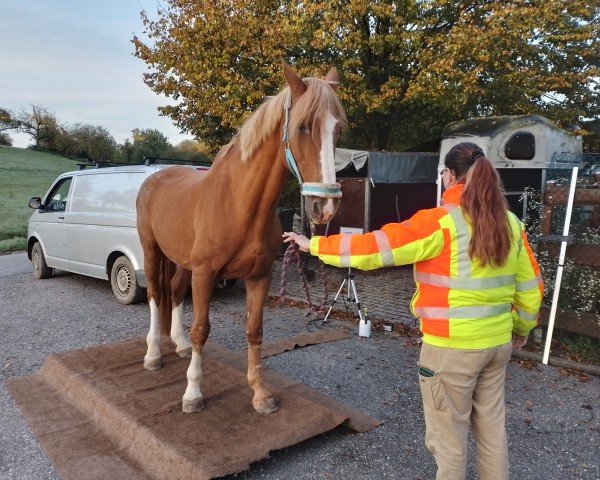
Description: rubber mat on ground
xmin=6 ymin=332 xmax=380 ymax=480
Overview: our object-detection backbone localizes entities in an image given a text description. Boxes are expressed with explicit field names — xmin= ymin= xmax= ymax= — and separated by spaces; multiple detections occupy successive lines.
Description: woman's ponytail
xmin=444 ymin=143 xmax=511 ymax=267
xmin=462 ymin=157 xmax=511 ymax=267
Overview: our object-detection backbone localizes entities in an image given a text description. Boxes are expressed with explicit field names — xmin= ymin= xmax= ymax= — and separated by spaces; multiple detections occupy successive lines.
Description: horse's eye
xmin=298 ymin=123 xmax=309 ymax=134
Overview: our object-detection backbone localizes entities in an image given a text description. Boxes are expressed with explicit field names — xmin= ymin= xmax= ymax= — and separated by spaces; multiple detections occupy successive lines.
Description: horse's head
xmin=281 ymin=62 xmax=346 ymax=225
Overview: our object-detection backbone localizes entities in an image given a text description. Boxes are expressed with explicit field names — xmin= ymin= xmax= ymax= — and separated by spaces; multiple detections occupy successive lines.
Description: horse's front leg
xmin=143 ymin=246 xmax=164 ymax=371
xmin=182 ymin=267 xmax=214 ymax=413
xmin=245 ymin=274 xmax=278 ymax=414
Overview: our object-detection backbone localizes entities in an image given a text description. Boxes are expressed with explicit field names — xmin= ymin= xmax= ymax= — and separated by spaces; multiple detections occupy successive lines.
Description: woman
xmin=283 ymin=142 xmax=543 ymax=480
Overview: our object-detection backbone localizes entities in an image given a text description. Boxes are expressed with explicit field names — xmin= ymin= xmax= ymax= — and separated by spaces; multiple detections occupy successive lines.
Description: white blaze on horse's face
xmin=317 ymin=112 xmax=340 ymax=222
xmin=303 ymin=110 xmax=341 ymax=225
xmin=319 ymin=113 xmax=338 ymax=184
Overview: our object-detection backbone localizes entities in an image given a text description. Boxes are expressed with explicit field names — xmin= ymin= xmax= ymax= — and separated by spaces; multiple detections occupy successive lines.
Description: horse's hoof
xmin=144 ymin=357 xmax=162 ymax=371
xmin=176 ymin=346 xmax=192 ymax=358
xmin=182 ymin=398 xmax=204 ymax=413
xmin=253 ymin=397 xmax=278 ymax=414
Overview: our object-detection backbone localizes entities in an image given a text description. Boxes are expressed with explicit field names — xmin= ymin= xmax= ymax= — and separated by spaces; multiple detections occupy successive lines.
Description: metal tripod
xmin=323 ymin=267 xmax=366 ymax=324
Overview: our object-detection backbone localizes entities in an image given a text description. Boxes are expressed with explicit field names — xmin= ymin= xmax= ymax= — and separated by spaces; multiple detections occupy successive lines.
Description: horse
xmin=136 ymin=61 xmax=346 ymax=414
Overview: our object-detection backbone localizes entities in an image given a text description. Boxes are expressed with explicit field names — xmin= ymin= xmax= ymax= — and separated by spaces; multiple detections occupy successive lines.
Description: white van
xmin=27 ymin=164 xmax=198 ymax=304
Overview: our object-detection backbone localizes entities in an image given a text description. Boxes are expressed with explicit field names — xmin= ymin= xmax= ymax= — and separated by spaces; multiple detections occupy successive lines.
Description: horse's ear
xmin=324 ymin=67 xmax=340 ymax=91
xmin=282 ymin=60 xmax=307 ymax=98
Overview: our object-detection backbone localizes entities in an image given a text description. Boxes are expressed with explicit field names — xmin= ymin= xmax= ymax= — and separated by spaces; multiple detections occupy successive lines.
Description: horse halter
xmin=282 ymin=94 xmax=342 ymax=198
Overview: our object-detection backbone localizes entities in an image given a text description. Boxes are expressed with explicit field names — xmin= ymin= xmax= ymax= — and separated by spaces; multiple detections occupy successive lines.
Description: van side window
xmin=46 ymin=178 xmax=72 ymax=212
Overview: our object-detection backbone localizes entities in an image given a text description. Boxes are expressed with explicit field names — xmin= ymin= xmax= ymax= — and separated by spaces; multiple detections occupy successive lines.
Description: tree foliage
xmin=16 ymin=104 xmax=61 ymax=148
xmin=0 ymin=133 xmax=12 ymax=146
xmin=5 ymin=102 xmax=184 ymax=164
xmin=0 ymin=108 xmax=16 ymax=145
xmin=130 ymin=128 xmax=172 ymax=164
xmin=134 ymin=0 xmax=599 ymax=152
xmin=59 ymin=124 xmax=118 ymax=162
xmin=14 ymin=106 xmax=117 ymax=161
xmin=0 ymin=108 xmax=17 ymax=133
xmin=171 ymin=139 xmax=210 ymax=163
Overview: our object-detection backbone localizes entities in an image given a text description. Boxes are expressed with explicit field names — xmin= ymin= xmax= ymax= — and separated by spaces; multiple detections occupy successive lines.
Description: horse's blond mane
xmin=238 ymin=78 xmax=346 ymax=162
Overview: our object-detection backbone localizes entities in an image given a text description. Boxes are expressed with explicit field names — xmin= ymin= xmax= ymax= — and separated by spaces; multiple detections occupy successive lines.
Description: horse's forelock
xmin=238 ymin=77 xmax=345 ymax=162
xmin=288 ymin=78 xmax=346 ymax=142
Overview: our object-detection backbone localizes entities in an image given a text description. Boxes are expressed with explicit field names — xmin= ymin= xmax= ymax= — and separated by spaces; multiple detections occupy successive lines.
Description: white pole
xmin=542 ymin=167 xmax=578 ymax=364
xmin=436 ymin=171 xmax=442 ymax=207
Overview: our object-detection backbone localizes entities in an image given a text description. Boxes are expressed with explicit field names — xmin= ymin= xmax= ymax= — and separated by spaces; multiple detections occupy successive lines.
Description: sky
xmin=0 ymin=0 xmax=192 ymax=148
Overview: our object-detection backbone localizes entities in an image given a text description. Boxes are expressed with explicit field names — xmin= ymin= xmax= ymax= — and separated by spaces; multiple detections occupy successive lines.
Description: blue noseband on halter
xmin=282 ymin=94 xmax=342 ymax=199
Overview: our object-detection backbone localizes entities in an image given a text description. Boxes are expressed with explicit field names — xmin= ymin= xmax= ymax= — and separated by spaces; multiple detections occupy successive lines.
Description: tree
xmin=115 ymin=139 xmax=134 ymax=163
xmin=581 ymin=119 xmax=600 ymax=153
xmin=130 ymin=128 xmax=172 ymax=163
xmin=171 ymin=139 xmax=210 ymax=163
xmin=0 ymin=108 xmax=17 ymax=132
xmin=0 ymin=108 xmax=16 ymax=146
xmin=64 ymin=124 xmax=118 ymax=162
xmin=0 ymin=133 xmax=12 ymax=146
xmin=16 ymin=104 xmax=61 ymax=149
xmin=12 ymin=105 xmax=117 ymax=161
xmin=134 ymin=0 xmax=599 ymax=152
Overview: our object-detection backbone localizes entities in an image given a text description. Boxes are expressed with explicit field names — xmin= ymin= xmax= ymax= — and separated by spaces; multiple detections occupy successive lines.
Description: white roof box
xmin=439 ymin=115 xmax=582 ymax=169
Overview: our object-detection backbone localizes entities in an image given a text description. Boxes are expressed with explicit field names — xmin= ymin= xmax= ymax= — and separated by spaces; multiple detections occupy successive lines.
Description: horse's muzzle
xmin=305 ymin=196 xmax=340 ymax=224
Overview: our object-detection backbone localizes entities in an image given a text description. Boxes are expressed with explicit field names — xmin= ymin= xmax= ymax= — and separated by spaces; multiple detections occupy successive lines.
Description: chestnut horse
xmin=136 ymin=62 xmax=345 ymax=414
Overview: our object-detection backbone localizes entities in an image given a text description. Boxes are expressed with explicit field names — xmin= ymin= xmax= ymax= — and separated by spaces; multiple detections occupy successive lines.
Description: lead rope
xmin=279 ymin=221 xmax=329 ymax=319
xmin=310 ymin=218 xmax=330 ymax=318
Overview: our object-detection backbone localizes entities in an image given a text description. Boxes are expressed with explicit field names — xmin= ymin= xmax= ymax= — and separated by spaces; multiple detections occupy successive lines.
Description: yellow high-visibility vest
xmin=309 ymin=184 xmax=543 ymax=349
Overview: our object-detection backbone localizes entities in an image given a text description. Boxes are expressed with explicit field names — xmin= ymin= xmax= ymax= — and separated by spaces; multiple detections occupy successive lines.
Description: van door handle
xmin=59 ymin=215 xmax=65 ymax=220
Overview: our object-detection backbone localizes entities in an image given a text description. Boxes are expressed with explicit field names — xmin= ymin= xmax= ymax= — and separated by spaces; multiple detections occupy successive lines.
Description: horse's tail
xmin=157 ymin=253 xmax=177 ymax=337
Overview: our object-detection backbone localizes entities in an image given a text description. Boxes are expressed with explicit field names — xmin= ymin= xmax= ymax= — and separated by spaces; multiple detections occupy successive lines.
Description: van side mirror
xmin=28 ymin=197 xmax=43 ymax=210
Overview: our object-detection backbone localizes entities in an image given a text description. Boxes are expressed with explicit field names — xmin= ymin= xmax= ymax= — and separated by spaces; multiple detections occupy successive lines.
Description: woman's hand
xmin=282 ymin=232 xmax=310 ymax=252
xmin=512 ymin=334 xmax=528 ymax=349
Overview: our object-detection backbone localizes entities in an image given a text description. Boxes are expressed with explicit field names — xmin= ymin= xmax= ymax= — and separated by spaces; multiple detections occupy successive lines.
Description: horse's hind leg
xmin=182 ymin=267 xmax=214 ymax=413
xmin=245 ymin=275 xmax=278 ymax=414
xmin=170 ymin=267 xmax=192 ymax=357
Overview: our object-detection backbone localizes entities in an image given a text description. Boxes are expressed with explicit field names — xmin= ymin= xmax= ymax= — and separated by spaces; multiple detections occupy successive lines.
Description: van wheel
xmin=31 ymin=242 xmax=53 ymax=279
xmin=110 ymin=256 xmax=145 ymax=305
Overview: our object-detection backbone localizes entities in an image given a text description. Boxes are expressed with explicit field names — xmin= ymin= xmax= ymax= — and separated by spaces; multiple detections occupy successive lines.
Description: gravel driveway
xmin=1 ymin=252 xmax=598 ymax=479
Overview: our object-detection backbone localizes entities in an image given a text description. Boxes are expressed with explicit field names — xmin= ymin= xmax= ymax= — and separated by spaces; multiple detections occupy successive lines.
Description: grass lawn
xmin=0 ymin=146 xmax=79 ymax=253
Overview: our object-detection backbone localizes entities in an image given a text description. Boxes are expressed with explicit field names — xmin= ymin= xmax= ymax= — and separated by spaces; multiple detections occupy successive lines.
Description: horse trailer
xmin=438 ymin=115 xmax=583 ymax=216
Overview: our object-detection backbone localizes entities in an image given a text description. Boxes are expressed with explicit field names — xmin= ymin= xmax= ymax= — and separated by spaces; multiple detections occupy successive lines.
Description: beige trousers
xmin=419 ymin=342 xmax=513 ymax=480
